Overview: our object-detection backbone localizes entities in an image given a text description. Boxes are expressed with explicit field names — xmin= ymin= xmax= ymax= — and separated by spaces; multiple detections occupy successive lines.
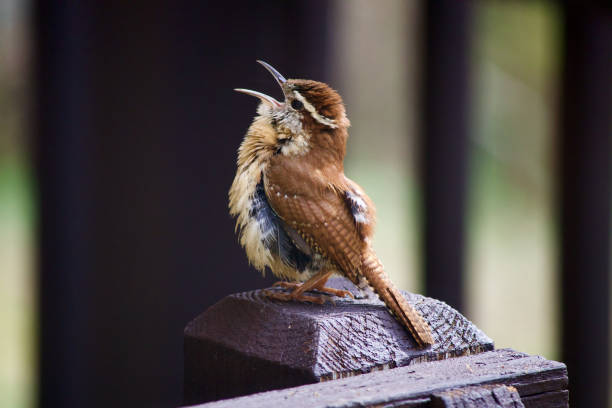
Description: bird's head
xmin=235 ymin=60 xmax=350 ymax=158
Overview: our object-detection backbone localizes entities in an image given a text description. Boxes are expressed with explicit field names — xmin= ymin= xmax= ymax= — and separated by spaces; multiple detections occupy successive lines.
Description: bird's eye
xmin=291 ymin=99 xmax=303 ymax=110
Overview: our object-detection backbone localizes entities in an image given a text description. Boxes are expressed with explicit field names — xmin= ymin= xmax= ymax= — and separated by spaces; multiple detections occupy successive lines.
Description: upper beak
xmin=234 ymin=60 xmax=287 ymax=108
xmin=256 ymin=60 xmax=287 ymax=88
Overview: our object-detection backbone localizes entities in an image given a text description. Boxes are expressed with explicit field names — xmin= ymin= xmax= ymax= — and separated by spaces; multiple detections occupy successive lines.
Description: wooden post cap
xmin=184 ymin=278 xmax=494 ymax=404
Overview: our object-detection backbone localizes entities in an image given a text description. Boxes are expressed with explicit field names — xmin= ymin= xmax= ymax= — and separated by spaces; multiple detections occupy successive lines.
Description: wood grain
xmin=431 ymin=385 xmax=524 ymax=407
xmin=184 ymin=348 xmax=567 ymax=408
xmin=184 ymin=278 xmax=493 ymax=403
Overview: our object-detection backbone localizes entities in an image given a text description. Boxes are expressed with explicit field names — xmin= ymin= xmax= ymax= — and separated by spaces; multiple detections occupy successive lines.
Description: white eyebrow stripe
xmin=293 ymin=91 xmax=338 ymax=129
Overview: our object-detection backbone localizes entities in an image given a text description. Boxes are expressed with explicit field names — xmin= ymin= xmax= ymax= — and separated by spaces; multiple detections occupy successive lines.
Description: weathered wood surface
xmin=184 ymin=348 xmax=567 ymax=408
xmin=184 ymin=278 xmax=493 ymax=404
xmin=430 ymin=385 xmax=524 ymax=408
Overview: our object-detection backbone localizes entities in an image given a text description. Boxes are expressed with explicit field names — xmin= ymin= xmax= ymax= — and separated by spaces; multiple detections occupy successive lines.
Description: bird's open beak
xmin=234 ymin=60 xmax=287 ymax=108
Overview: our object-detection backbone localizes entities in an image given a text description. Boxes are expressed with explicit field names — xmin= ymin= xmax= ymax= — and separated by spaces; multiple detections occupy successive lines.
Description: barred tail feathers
xmin=361 ymin=251 xmax=434 ymax=348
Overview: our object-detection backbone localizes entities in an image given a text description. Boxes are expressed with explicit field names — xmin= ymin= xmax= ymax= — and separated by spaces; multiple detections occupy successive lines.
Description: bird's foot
xmin=270 ymin=281 xmax=354 ymax=300
xmin=314 ymin=286 xmax=354 ymax=299
xmin=264 ymin=289 xmax=325 ymax=304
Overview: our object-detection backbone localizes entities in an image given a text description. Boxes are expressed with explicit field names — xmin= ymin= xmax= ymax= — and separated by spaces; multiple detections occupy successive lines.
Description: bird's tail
xmin=361 ymin=250 xmax=434 ymax=348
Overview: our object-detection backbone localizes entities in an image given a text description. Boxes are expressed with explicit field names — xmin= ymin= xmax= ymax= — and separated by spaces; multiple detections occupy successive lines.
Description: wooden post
xmin=184 ymin=278 xmax=494 ymax=404
xmin=420 ymin=0 xmax=472 ymax=312
xmin=558 ymin=3 xmax=612 ymax=407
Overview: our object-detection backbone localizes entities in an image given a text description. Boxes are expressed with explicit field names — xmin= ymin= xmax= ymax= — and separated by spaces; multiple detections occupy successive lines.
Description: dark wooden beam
xmin=421 ymin=1 xmax=473 ymax=312
xmin=186 ymin=349 xmax=567 ymax=408
xmin=34 ymin=1 xmax=330 ymax=406
xmin=558 ymin=3 xmax=612 ymax=408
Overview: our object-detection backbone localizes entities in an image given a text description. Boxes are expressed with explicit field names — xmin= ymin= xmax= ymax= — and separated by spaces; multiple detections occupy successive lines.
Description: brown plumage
xmin=229 ymin=61 xmax=434 ymax=347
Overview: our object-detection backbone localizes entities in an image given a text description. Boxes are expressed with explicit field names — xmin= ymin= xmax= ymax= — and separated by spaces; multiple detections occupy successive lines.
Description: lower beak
xmin=234 ymin=60 xmax=287 ymax=108
xmin=234 ymin=88 xmax=283 ymax=108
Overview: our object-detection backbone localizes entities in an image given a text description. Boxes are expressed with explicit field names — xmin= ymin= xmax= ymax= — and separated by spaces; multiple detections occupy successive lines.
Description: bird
xmin=229 ymin=60 xmax=434 ymax=348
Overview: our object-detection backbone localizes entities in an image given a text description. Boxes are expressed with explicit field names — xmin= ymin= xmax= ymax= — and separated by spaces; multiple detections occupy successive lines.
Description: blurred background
xmin=0 ymin=0 xmax=610 ymax=407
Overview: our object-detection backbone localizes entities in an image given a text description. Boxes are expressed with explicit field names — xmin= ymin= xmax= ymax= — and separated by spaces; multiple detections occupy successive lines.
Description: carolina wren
xmin=229 ymin=61 xmax=434 ymax=347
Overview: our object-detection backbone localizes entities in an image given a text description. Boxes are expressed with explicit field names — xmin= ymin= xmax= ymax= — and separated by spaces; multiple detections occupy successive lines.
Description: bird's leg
xmin=266 ymin=270 xmax=354 ymax=303
xmin=272 ymin=281 xmax=301 ymax=290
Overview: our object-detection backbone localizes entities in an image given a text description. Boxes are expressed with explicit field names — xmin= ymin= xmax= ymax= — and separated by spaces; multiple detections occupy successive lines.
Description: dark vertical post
xmin=35 ymin=3 xmax=98 ymax=407
xmin=420 ymin=1 xmax=472 ymax=312
xmin=34 ymin=1 xmax=330 ymax=407
xmin=559 ymin=3 xmax=612 ymax=407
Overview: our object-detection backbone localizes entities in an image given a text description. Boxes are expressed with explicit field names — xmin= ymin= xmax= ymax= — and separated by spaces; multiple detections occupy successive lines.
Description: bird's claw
xmin=317 ymin=287 xmax=354 ymax=299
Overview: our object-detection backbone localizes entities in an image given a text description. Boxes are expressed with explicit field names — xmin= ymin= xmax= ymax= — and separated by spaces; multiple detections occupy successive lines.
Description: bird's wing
xmin=264 ymin=176 xmax=365 ymax=283
xmin=342 ymin=176 xmax=376 ymax=239
xmin=266 ymin=170 xmax=434 ymax=347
